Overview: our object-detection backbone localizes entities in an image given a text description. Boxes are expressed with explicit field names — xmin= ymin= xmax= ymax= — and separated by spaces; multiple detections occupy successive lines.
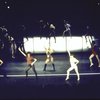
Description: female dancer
xmin=89 ymin=41 xmax=100 ymax=67
xmin=43 ymin=47 xmax=55 ymax=71
xmin=65 ymin=50 xmax=80 ymax=81
xmin=18 ymin=47 xmax=37 ymax=79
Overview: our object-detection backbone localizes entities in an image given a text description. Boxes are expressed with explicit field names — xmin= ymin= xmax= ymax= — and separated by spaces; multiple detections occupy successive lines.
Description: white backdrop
xmin=24 ymin=36 xmax=92 ymax=53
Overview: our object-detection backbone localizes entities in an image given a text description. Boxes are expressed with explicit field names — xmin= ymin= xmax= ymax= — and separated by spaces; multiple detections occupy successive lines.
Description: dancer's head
xmin=26 ymin=52 xmax=32 ymax=57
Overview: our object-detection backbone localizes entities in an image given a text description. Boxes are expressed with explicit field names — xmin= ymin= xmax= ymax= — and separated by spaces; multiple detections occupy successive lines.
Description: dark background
xmin=0 ymin=0 xmax=100 ymax=37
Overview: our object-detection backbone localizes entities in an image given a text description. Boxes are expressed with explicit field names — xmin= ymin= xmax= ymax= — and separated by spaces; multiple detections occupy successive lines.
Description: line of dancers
xmin=0 ymin=39 xmax=98 ymax=82
xmin=0 ymin=39 xmax=100 ymax=81
xmin=0 ymin=24 xmax=100 ymax=80
xmin=0 ymin=21 xmax=100 ymax=81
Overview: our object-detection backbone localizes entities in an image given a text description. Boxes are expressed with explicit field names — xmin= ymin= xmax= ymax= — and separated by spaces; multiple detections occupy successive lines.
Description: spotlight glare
xmin=7 ymin=6 xmax=10 ymax=9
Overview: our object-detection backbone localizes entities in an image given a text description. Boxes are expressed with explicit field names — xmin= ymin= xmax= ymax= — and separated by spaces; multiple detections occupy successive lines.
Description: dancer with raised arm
xmin=65 ymin=50 xmax=80 ymax=81
xmin=89 ymin=41 xmax=100 ymax=67
xmin=18 ymin=47 xmax=37 ymax=79
xmin=43 ymin=47 xmax=55 ymax=71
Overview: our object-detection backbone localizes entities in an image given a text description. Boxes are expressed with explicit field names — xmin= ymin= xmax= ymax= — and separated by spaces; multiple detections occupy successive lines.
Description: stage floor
xmin=0 ymin=54 xmax=100 ymax=99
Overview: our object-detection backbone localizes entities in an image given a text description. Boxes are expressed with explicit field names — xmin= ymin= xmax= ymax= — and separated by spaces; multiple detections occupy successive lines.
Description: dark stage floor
xmin=0 ymin=53 xmax=100 ymax=99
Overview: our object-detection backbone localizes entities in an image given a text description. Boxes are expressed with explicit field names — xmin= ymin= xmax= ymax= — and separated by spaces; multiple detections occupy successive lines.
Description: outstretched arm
xmin=33 ymin=58 xmax=37 ymax=63
xmin=18 ymin=47 xmax=26 ymax=57
xmin=31 ymin=58 xmax=37 ymax=65
xmin=0 ymin=59 xmax=3 ymax=65
xmin=67 ymin=49 xmax=71 ymax=56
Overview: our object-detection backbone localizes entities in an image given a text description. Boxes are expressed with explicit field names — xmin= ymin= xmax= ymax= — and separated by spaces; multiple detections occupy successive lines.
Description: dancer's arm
xmin=67 ymin=49 xmax=71 ymax=56
xmin=75 ymin=58 xmax=79 ymax=64
xmin=18 ymin=47 xmax=26 ymax=57
xmin=31 ymin=58 xmax=37 ymax=65
xmin=33 ymin=58 xmax=37 ymax=64
xmin=0 ymin=59 xmax=3 ymax=65
xmin=44 ymin=47 xmax=54 ymax=53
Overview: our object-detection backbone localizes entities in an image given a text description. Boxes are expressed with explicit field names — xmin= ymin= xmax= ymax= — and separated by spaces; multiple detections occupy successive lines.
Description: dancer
xmin=89 ymin=41 xmax=100 ymax=67
xmin=43 ymin=47 xmax=55 ymax=71
xmin=65 ymin=50 xmax=80 ymax=81
xmin=84 ymin=26 xmax=94 ymax=47
xmin=49 ymin=23 xmax=56 ymax=43
xmin=39 ymin=20 xmax=47 ymax=39
xmin=39 ymin=20 xmax=56 ymax=42
xmin=63 ymin=20 xmax=71 ymax=37
xmin=18 ymin=47 xmax=37 ymax=79
xmin=8 ymin=36 xmax=17 ymax=59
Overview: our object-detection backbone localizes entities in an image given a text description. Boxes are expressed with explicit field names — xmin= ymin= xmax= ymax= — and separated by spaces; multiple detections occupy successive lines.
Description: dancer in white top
xmin=65 ymin=50 xmax=80 ymax=81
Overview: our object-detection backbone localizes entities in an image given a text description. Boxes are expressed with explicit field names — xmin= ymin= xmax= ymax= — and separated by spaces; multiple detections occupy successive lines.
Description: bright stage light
xmin=67 ymin=37 xmax=82 ymax=51
xmin=7 ymin=6 xmax=10 ymax=9
xmin=24 ymin=38 xmax=34 ymax=53
xmin=24 ymin=36 xmax=93 ymax=53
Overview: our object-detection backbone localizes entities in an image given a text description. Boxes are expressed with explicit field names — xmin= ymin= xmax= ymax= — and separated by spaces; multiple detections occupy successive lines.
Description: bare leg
xmin=65 ymin=67 xmax=74 ymax=80
xmin=68 ymin=29 xmax=72 ymax=38
xmin=96 ymin=55 xmax=100 ymax=67
xmin=89 ymin=54 xmax=94 ymax=67
xmin=74 ymin=66 xmax=80 ymax=81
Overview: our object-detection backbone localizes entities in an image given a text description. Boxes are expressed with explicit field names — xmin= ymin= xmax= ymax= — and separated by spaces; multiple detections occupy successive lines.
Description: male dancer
xmin=65 ymin=50 xmax=80 ymax=81
xmin=18 ymin=47 xmax=37 ymax=79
